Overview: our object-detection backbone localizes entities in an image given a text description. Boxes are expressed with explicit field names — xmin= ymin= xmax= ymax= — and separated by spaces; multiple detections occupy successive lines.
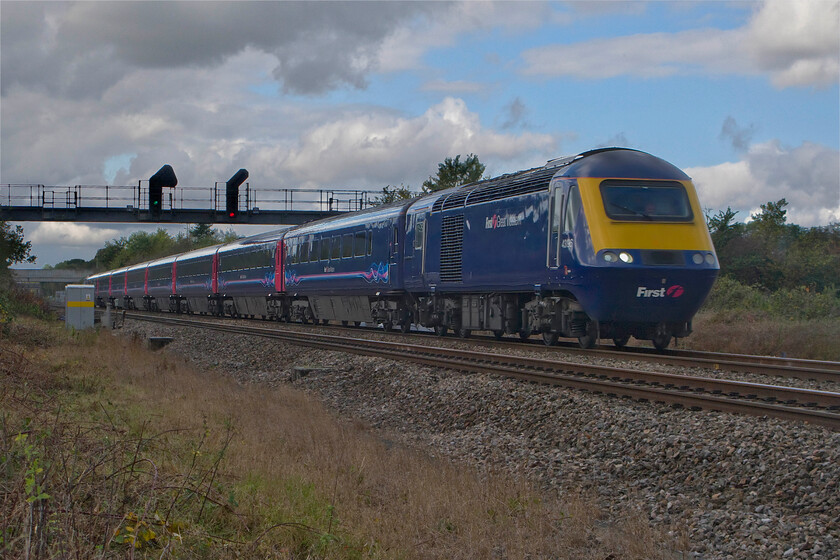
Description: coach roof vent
xmin=464 ymin=166 xmax=556 ymax=207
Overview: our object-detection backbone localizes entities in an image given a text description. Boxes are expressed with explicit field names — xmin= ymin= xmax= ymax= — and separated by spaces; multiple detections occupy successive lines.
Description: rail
xmin=124 ymin=312 xmax=840 ymax=431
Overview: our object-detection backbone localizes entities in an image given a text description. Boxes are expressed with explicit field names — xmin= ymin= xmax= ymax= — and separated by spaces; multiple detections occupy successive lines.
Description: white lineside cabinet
xmin=65 ymin=284 xmax=95 ymax=329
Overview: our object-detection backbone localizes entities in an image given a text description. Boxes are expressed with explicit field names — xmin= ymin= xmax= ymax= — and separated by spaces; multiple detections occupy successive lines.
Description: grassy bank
xmin=684 ymin=277 xmax=840 ymax=360
xmin=1 ymin=318 xmax=677 ymax=559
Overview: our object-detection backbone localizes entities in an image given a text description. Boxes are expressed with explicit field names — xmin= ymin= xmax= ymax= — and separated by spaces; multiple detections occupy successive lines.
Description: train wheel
xmin=493 ymin=330 xmax=504 ymax=340
xmin=434 ymin=325 xmax=448 ymax=337
xmin=613 ymin=335 xmax=630 ymax=349
xmin=577 ymin=320 xmax=599 ymax=349
xmin=400 ymin=322 xmax=411 ymax=334
xmin=383 ymin=321 xmax=393 ymax=331
xmin=321 ymin=319 xmax=329 ymax=325
xmin=301 ymin=309 xmax=314 ymax=324
xmin=518 ymin=329 xmax=531 ymax=341
xmin=457 ymin=327 xmax=471 ymax=338
xmin=341 ymin=320 xmax=349 ymax=326
xmin=354 ymin=321 xmax=362 ymax=327
xmin=542 ymin=331 xmax=558 ymax=346
xmin=652 ymin=333 xmax=671 ymax=351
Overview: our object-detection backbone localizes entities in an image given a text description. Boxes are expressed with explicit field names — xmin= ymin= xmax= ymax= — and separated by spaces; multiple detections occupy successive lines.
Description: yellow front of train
xmin=560 ymin=149 xmax=719 ymax=347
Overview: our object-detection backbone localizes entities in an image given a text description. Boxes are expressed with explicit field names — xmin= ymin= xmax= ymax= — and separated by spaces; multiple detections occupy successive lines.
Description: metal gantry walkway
xmin=0 ymin=183 xmax=376 ymax=224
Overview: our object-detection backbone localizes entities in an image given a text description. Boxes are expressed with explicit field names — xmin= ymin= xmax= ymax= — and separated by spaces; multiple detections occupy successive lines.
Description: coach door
xmin=548 ymin=182 xmax=564 ymax=269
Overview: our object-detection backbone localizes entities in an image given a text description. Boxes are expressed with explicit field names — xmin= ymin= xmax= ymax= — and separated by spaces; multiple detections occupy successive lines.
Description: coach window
xmin=300 ymin=238 xmax=310 ymax=263
xmin=330 ymin=236 xmax=341 ymax=260
xmin=320 ymin=237 xmax=330 ymax=261
xmin=354 ymin=231 xmax=367 ymax=257
xmin=367 ymin=231 xmax=373 ymax=255
xmin=342 ymin=233 xmax=354 ymax=258
xmin=289 ymin=241 xmax=299 ymax=265
xmin=312 ymin=239 xmax=320 ymax=262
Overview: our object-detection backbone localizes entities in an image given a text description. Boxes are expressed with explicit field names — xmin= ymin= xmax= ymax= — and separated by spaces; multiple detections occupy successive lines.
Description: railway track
xmin=126 ymin=311 xmax=840 ymax=431
xmin=90 ymin=306 xmax=840 ymax=383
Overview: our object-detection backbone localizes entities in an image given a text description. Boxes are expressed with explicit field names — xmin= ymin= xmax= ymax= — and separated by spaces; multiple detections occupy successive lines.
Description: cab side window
xmin=414 ymin=219 xmax=425 ymax=250
xmin=564 ymin=185 xmax=581 ymax=234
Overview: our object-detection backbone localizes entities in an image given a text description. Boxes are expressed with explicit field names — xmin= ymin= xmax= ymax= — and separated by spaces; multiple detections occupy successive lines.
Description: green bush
xmin=0 ymin=285 xmax=53 ymax=324
xmin=701 ymin=276 xmax=840 ymax=320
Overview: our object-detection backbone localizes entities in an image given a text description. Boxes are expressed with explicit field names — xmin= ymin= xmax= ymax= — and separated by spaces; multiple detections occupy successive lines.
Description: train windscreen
xmin=600 ymin=181 xmax=693 ymax=222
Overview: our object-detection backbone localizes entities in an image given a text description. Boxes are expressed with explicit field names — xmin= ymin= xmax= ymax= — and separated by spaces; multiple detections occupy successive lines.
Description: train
xmin=87 ymin=148 xmax=719 ymax=350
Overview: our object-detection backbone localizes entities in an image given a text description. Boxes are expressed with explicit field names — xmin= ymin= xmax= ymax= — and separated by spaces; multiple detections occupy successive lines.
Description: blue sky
xmin=1 ymin=0 xmax=838 ymax=267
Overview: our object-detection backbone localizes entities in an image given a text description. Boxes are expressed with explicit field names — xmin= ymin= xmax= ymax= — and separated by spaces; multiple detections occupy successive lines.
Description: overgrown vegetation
xmin=693 ymin=199 xmax=840 ymax=359
xmin=706 ymin=199 xmax=840 ymax=294
xmin=1 ymin=318 xmax=680 ymax=558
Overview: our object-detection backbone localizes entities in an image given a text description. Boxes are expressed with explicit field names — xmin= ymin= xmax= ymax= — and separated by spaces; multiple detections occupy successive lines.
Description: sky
xmin=1 ymin=0 xmax=838 ymax=267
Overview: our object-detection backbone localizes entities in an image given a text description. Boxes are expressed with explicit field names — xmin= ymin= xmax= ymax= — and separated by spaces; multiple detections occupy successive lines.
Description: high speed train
xmin=88 ymin=148 xmax=719 ymax=350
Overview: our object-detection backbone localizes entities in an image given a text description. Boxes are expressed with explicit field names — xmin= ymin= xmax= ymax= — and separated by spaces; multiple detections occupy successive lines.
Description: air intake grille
xmin=440 ymin=215 xmax=464 ymax=282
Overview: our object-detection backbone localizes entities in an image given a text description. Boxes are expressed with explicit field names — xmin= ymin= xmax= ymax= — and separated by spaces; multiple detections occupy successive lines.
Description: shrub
xmin=0 ymin=285 xmax=53 ymax=324
xmin=701 ymin=277 xmax=840 ymax=321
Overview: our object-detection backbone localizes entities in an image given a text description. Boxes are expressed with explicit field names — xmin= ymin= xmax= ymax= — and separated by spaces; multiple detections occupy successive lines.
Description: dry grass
xmin=685 ymin=311 xmax=840 ymax=361
xmin=1 ymin=318 xmax=681 ymax=558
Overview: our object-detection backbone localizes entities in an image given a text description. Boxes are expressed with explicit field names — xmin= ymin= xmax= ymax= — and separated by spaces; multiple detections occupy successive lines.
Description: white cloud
xmin=686 ymin=140 xmax=840 ymax=227
xmin=746 ymin=0 xmax=840 ymax=87
xmin=250 ymin=97 xmax=557 ymax=188
xmin=1 ymin=2 xmax=441 ymax=97
xmin=521 ymin=0 xmax=840 ymax=88
xmin=522 ymin=29 xmax=746 ymax=80
xmin=28 ymin=222 xmax=121 ymax=246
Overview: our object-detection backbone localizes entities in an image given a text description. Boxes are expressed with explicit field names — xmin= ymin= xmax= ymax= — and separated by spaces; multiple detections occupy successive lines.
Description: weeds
xmin=2 ymin=318 xmax=679 ymax=559
xmin=701 ymin=276 xmax=840 ymax=321
xmin=689 ymin=277 xmax=840 ymax=360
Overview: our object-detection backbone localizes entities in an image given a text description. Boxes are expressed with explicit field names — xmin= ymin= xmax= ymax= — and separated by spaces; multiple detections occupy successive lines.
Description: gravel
xmin=121 ymin=319 xmax=840 ymax=560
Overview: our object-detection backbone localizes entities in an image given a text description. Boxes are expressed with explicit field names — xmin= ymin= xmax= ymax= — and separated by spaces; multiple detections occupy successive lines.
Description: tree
xmin=190 ymin=223 xmax=215 ymax=241
xmin=0 ymin=221 xmax=36 ymax=274
xmin=53 ymin=258 xmax=91 ymax=270
xmin=750 ymin=198 xmax=788 ymax=236
xmin=372 ymin=184 xmax=415 ymax=206
xmin=93 ymin=238 xmax=127 ymax=270
xmin=421 ymin=154 xmax=485 ymax=193
xmin=706 ymin=207 xmax=744 ymax=252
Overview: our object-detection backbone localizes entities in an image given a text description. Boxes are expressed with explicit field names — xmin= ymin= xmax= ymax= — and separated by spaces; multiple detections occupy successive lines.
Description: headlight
xmin=603 ymin=251 xmax=618 ymax=263
xmin=692 ymin=253 xmax=704 ymax=264
xmin=705 ymin=253 xmax=716 ymax=265
xmin=619 ymin=251 xmax=633 ymax=263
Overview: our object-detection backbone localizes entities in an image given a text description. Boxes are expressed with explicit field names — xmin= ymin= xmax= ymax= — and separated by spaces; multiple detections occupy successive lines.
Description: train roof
xmin=235 ymin=227 xmax=291 ymax=245
xmin=420 ymin=148 xmax=689 ymax=213
xmin=558 ymin=148 xmax=690 ymax=180
xmin=286 ymin=199 xmax=414 ymax=236
xmin=146 ymin=253 xmax=182 ymax=267
xmin=174 ymin=244 xmax=223 ymax=262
